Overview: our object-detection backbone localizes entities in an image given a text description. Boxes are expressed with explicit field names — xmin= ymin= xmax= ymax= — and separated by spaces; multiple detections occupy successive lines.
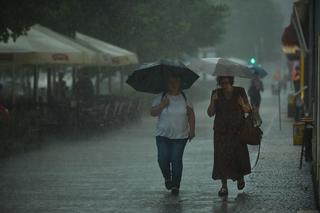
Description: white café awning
xmin=75 ymin=32 xmax=138 ymax=66
xmin=0 ymin=24 xmax=97 ymax=65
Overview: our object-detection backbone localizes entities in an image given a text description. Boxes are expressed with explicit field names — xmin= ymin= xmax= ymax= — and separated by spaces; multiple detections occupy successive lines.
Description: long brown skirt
xmin=212 ymin=131 xmax=251 ymax=181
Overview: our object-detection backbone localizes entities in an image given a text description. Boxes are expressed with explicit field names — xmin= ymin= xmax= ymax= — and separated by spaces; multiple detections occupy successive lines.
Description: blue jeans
xmin=156 ymin=136 xmax=188 ymax=188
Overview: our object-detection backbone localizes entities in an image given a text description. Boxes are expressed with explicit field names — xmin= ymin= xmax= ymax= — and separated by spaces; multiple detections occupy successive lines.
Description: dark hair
xmin=217 ymin=76 xmax=234 ymax=86
xmin=167 ymin=71 xmax=181 ymax=81
xmin=166 ymin=72 xmax=182 ymax=91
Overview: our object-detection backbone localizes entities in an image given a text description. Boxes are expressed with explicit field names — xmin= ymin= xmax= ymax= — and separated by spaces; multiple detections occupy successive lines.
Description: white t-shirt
xmin=152 ymin=92 xmax=193 ymax=139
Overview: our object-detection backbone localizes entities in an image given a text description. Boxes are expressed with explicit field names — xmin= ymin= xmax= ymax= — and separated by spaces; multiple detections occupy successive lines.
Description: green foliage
xmin=0 ymin=0 xmax=59 ymax=42
xmin=0 ymin=0 xmax=228 ymax=62
xmin=119 ymin=0 xmax=228 ymax=61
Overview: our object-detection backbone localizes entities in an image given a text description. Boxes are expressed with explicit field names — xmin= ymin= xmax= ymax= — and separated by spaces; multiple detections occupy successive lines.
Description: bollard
xmin=299 ymin=117 xmax=314 ymax=169
xmin=303 ymin=124 xmax=313 ymax=162
xmin=302 ymin=117 xmax=313 ymax=162
xmin=293 ymin=122 xmax=304 ymax=145
xmin=287 ymin=94 xmax=295 ymax=118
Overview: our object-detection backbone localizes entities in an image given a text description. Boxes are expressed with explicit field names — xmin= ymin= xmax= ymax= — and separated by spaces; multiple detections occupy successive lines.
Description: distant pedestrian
xmin=74 ymin=71 xmax=94 ymax=105
xmin=207 ymin=76 xmax=252 ymax=196
xmin=248 ymin=71 xmax=264 ymax=112
xmin=292 ymin=66 xmax=302 ymax=121
xmin=292 ymin=66 xmax=301 ymax=93
xmin=150 ymin=73 xmax=195 ymax=195
xmin=55 ymin=72 xmax=68 ymax=101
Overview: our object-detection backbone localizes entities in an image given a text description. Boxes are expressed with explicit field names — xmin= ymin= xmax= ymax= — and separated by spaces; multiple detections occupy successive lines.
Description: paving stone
xmin=0 ymin=92 xmax=317 ymax=212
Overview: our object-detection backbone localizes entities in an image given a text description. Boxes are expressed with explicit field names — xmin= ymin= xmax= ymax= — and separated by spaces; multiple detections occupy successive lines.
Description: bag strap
xmin=181 ymin=91 xmax=187 ymax=103
xmin=245 ymin=111 xmax=255 ymax=127
xmin=247 ymin=109 xmax=261 ymax=170
xmin=161 ymin=92 xmax=166 ymax=101
xmin=251 ymin=143 xmax=261 ymax=170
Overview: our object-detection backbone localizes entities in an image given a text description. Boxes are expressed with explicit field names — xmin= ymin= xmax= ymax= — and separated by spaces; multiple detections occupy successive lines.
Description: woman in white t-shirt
xmin=150 ymin=73 xmax=195 ymax=195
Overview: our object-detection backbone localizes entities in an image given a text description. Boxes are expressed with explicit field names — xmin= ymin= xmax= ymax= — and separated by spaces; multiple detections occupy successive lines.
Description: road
xmin=0 ymin=90 xmax=316 ymax=213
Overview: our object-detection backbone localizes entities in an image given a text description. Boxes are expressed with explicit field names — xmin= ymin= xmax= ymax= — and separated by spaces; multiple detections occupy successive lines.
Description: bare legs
xmin=218 ymin=179 xmax=228 ymax=196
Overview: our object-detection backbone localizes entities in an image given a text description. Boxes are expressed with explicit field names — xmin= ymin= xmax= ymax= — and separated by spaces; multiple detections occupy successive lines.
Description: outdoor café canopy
xmin=0 ymin=24 xmax=97 ymax=65
xmin=75 ymin=32 xmax=138 ymax=66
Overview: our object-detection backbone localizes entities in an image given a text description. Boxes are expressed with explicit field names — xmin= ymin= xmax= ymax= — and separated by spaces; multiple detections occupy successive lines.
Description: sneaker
xmin=165 ymin=179 xmax=172 ymax=190
xmin=171 ymin=187 xmax=179 ymax=195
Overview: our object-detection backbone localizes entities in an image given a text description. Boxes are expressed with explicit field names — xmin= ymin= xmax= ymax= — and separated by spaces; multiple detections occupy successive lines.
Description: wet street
xmin=0 ymin=90 xmax=317 ymax=213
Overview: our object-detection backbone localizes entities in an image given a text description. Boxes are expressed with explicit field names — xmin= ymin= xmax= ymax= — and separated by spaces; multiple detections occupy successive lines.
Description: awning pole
xmin=120 ymin=68 xmax=124 ymax=92
xmin=11 ymin=55 xmax=16 ymax=104
xmin=33 ymin=65 xmax=38 ymax=103
xmin=300 ymin=51 xmax=305 ymax=101
xmin=47 ymin=68 xmax=52 ymax=103
xmin=96 ymin=67 xmax=101 ymax=96
xmin=108 ymin=70 xmax=112 ymax=94
xmin=72 ymin=66 xmax=76 ymax=96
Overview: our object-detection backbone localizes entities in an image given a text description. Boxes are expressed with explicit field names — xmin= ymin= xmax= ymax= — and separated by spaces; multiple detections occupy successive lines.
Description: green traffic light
xmin=250 ymin=57 xmax=256 ymax=64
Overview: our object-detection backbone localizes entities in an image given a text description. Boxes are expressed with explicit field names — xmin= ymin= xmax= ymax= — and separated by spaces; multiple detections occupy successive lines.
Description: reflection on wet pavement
xmin=0 ymin=92 xmax=316 ymax=212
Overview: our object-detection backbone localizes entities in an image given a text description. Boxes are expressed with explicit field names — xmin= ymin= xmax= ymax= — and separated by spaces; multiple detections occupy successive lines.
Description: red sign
xmin=112 ymin=57 xmax=121 ymax=64
xmin=52 ymin=53 xmax=69 ymax=61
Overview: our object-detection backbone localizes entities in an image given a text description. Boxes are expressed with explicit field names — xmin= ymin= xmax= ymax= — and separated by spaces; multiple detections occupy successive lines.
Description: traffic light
xmin=249 ymin=57 xmax=256 ymax=65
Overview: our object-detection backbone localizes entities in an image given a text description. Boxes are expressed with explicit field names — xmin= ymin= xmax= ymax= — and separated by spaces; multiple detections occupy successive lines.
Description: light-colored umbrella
xmin=187 ymin=57 xmax=254 ymax=78
xmin=228 ymin=57 xmax=248 ymax=65
xmin=75 ymin=32 xmax=138 ymax=66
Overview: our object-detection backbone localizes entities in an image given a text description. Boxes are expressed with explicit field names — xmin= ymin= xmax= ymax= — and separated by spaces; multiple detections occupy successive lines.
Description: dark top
xmin=248 ymin=78 xmax=263 ymax=100
xmin=213 ymin=87 xmax=248 ymax=134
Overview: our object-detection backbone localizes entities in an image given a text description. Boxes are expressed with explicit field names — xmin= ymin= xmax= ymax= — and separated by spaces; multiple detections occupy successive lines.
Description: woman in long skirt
xmin=207 ymin=76 xmax=252 ymax=196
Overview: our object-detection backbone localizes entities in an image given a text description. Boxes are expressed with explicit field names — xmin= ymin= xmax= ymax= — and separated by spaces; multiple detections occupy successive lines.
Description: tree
xmin=120 ymin=0 xmax=228 ymax=61
xmin=1 ymin=0 xmax=228 ymax=62
xmin=0 ymin=0 xmax=59 ymax=42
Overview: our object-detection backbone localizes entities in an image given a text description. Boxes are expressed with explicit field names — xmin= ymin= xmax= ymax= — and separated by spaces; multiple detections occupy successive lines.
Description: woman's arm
xmin=187 ymin=106 xmax=195 ymax=140
xmin=150 ymin=98 xmax=169 ymax=117
xmin=239 ymin=98 xmax=252 ymax=113
xmin=239 ymin=88 xmax=252 ymax=113
xmin=207 ymin=90 xmax=218 ymax=117
xmin=207 ymin=103 xmax=215 ymax=117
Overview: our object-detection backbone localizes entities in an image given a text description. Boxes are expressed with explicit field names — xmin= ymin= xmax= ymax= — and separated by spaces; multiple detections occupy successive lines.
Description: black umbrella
xmin=126 ymin=60 xmax=199 ymax=94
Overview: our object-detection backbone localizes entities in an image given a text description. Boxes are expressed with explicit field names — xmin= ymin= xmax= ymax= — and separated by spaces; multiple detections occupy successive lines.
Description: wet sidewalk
xmin=0 ymin=91 xmax=317 ymax=213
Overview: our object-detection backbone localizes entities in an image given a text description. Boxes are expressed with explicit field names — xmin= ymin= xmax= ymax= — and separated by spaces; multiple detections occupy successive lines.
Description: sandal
xmin=237 ymin=178 xmax=245 ymax=190
xmin=218 ymin=187 xmax=228 ymax=196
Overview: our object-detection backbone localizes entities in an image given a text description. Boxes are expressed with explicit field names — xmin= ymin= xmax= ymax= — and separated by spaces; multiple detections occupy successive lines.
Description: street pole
xmin=278 ymin=82 xmax=282 ymax=131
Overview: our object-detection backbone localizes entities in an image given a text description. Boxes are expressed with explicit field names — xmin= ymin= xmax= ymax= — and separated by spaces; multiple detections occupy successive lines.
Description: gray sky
xmin=273 ymin=0 xmax=295 ymax=27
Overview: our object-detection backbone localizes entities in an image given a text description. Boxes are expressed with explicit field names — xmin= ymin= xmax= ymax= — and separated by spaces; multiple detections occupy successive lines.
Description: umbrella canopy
xmin=187 ymin=57 xmax=254 ymax=78
xmin=228 ymin=57 xmax=247 ymax=65
xmin=0 ymin=24 xmax=97 ymax=65
xmin=248 ymin=65 xmax=268 ymax=78
xmin=126 ymin=60 xmax=199 ymax=94
xmin=75 ymin=32 xmax=138 ymax=66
